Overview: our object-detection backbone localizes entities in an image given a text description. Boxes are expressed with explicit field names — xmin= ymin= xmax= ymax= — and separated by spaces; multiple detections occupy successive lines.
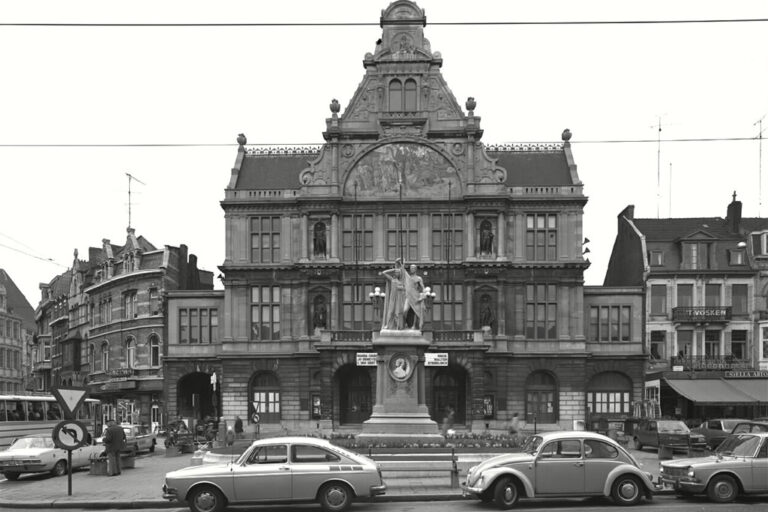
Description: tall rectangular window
xmin=386 ymin=214 xmax=418 ymax=261
xmin=342 ymin=215 xmax=373 ymax=262
xmin=526 ymin=214 xmax=557 ymax=261
xmin=250 ymin=216 xmax=281 ymax=263
xmin=210 ymin=310 xmax=219 ymax=343
xmin=705 ymin=284 xmax=721 ymax=307
xmin=526 ymin=284 xmax=557 ymax=339
xmin=731 ymin=284 xmax=748 ymax=315
xmin=251 ymin=286 xmax=281 ymax=341
xmin=123 ymin=291 xmax=137 ymax=319
xmin=200 ymin=309 xmax=209 ymax=343
xmin=731 ymin=330 xmax=747 ymax=359
xmin=650 ymin=330 xmax=666 ymax=359
xmin=677 ymin=284 xmax=693 ymax=308
xmin=179 ymin=310 xmax=188 ymax=343
xmin=430 ymin=283 xmax=463 ymax=331
xmin=149 ymin=288 xmax=159 ymax=315
xmin=650 ymin=285 xmax=667 ymax=315
xmin=677 ymin=330 xmax=693 ymax=356
xmin=342 ymin=283 xmax=374 ymax=330
xmin=189 ymin=309 xmax=199 ymax=343
xmin=431 ymin=214 xmax=464 ymax=262
xmin=705 ymin=329 xmax=720 ymax=357
xmin=684 ymin=242 xmax=711 ymax=269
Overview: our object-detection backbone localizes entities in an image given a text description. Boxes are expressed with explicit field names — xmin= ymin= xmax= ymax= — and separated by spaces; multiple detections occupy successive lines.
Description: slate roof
xmin=634 ymin=217 xmax=768 ymax=241
xmin=234 ymin=146 xmax=574 ymax=190
xmin=0 ymin=268 xmax=35 ymax=329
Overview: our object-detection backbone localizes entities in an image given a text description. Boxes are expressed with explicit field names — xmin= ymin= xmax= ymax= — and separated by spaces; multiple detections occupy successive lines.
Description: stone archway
xmin=335 ymin=364 xmax=372 ymax=425
xmin=176 ymin=371 xmax=220 ymax=423
xmin=431 ymin=366 xmax=468 ymax=425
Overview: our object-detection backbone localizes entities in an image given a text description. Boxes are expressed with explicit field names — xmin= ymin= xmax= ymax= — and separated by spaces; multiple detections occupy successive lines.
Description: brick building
xmin=161 ymin=0 xmax=648 ymax=437
xmin=0 ymin=269 xmax=34 ymax=394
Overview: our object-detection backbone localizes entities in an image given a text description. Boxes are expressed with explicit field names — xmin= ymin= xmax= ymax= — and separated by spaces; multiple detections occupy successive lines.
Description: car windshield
xmin=658 ymin=421 xmax=690 ymax=433
xmin=521 ymin=435 xmax=544 ymax=454
xmin=715 ymin=434 xmax=761 ymax=457
xmin=10 ymin=437 xmax=51 ymax=449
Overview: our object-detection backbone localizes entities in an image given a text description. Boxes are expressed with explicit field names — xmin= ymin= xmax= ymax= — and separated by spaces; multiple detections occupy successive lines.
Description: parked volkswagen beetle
xmin=463 ymin=431 xmax=655 ymax=509
xmin=162 ymin=436 xmax=386 ymax=512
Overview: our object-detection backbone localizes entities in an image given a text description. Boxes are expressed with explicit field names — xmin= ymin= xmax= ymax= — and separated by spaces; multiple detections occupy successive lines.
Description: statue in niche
xmin=313 ymin=222 xmax=327 ymax=258
xmin=312 ymin=299 xmax=327 ymax=336
xmin=479 ymin=294 xmax=495 ymax=330
xmin=479 ymin=220 xmax=494 ymax=255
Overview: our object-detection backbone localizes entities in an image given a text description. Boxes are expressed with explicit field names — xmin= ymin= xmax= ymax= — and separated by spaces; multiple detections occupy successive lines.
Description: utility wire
xmin=2 ymin=18 xmax=768 ymax=27
xmin=0 ymin=242 xmax=67 ymax=268
xmin=0 ymin=136 xmax=763 ymax=148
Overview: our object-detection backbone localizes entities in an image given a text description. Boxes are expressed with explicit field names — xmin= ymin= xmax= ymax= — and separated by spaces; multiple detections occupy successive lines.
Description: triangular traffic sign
xmin=52 ymin=387 xmax=88 ymax=419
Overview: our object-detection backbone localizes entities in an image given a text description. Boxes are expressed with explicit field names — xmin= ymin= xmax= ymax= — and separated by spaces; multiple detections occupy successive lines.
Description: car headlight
xmin=659 ymin=466 xmax=664 ymax=473
xmin=686 ymin=468 xmax=695 ymax=478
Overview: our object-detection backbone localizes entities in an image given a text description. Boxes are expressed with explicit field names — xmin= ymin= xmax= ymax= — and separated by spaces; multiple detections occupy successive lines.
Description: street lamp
xmin=369 ymin=286 xmax=386 ymax=328
xmin=422 ymin=286 xmax=437 ymax=312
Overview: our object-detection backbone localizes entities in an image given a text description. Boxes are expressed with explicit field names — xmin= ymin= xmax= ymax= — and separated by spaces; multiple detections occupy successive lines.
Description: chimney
xmin=620 ymin=205 xmax=635 ymax=221
xmin=726 ymin=191 xmax=742 ymax=233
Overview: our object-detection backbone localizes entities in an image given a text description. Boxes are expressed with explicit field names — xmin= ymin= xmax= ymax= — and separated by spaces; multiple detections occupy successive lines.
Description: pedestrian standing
xmin=508 ymin=413 xmax=520 ymax=436
xmin=103 ymin=419 xmax=126 ymax=476
xmin=225 ymin=426 xmax=235 ymax=446
xmin=234 ymin=416 xmax=243 ymax=439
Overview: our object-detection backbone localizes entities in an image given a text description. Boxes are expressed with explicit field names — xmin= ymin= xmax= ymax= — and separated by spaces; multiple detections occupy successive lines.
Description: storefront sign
xmin=107 ymin=368 xmax=134 ymax=378
xmin=101 ymin=381 xmax=137 ymax=391
xmin=725 ymin=370 xmax=768 ymax=378
xmin=356 ymin=353 xmax=378 ymax=366
xmin=425 ymin=353 xmax=448 ymax=366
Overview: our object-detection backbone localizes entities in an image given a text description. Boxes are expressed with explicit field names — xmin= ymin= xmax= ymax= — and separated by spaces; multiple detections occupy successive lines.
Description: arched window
xmin=404 ymin=79 xmax=417 ymax=110
xmin=389 ymin=79 xmax=402 ymax=111
xmin=101 ymin=341 xmax=109 ymax=372
xmin=149 ymin=334 xmax=160 ymax=367
xmin=250 ymin=372 xmax=281 ymax=424
xmin=586 ymin=372 xmax=632 ymax=416
xmin=526 ymin=371 xmax=557 ymax=423
xmin=126 ymin=337 xmax=136 ymax=368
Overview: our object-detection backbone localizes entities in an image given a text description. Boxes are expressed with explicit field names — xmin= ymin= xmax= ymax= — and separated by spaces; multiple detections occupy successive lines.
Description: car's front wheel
xmin=493 ymin=476 xmax=520 ymax=509
xmin=318 ymin=481 xmax=353 ymax=512
xmin=51 ymin=460 xmax=67 ymax=477
xmin=3 ymin=472 xmax=20 ymax=481
xmin=611 ymin=475 xmax=643 ymax=506
xmin=707 ymin=474 xmax=738 ymax=503
xmin=187 ymin=485 xmax=226 ymax=512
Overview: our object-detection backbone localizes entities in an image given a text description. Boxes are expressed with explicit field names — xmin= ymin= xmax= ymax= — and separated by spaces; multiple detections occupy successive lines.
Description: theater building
xmin=176 ymin=0 xmax=647 ymax=436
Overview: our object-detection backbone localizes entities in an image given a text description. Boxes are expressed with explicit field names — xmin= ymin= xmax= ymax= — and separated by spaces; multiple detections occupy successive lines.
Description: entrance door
xmin=338 ymin=366 xmax=371 ymax=424
xmin=432 ymin=368 xmax=466 ymax=424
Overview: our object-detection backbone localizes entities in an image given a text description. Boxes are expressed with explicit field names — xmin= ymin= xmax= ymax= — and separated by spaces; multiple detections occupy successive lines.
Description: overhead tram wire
xmin=2 ymin=18 xmax=768 ymax=27
xmin=0 ymin=136 xmax=761 ymax=148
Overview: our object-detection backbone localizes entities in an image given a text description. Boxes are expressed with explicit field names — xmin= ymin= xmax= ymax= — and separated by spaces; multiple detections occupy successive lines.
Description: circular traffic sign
xmin=252 ymin=413 xmax=260 ymax=424
xmin=52 ymin=420 xmax=89 ymax=450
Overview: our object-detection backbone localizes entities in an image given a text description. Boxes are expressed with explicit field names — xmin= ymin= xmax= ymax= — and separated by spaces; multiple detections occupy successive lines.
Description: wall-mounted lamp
xmin=737 ymin=241 xmax=747 ymax=248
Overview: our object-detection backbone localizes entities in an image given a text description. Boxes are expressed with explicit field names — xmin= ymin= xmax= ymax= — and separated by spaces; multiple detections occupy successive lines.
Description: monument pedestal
xmin=357 ymin=329 xmax=443 ymax=445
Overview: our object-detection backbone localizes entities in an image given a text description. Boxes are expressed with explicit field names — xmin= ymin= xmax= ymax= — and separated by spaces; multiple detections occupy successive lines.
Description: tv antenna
xmin=755 ymin=114 xmax=766 ymax=215
xmin=125 ymin=172 xmax=146 ymax=229
xmin=650 ymin=117 xmax=663 ymax=218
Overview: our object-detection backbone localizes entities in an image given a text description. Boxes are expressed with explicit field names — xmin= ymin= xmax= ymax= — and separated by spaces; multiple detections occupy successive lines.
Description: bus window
xmin=9 ymin=400 xmax=27 ymax=421
xmin=0 ymin=401 xmax=6 ymax=421
xmin=30 ymin=402 xmax=45 ymax=421
xmin=47 ymin=402 xmax=62 ymax=420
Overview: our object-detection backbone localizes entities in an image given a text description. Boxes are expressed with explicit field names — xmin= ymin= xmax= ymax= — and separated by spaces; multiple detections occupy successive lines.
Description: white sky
xmin=1 ymin=0 xmax=767 ymax=307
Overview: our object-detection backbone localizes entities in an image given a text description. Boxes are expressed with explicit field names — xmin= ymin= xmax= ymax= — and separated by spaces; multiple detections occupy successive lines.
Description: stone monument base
xmin=357 ymin=411 xmax=444 ymax=445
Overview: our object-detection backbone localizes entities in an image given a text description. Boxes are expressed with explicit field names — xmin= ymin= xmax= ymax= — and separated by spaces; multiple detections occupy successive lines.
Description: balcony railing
xmin=672 ymin=306 xmax=731 ymax=323
xmin=670 ymin=355 xmax=752 ymax=371
xmin=329 ymin=330 xmax=373 ymax=343
xmin=433 ymin=330 xmax=477 ymax=343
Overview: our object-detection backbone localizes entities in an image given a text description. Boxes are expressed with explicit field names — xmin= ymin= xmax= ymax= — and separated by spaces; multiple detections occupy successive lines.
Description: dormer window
xmin=649 ymin=250 xmax=664 ymax=266
xmin=682 ymin=242 xmax=711 ymax=269
xmin=729 ymin=249 xmax=746 ymax=265
xmin=752 ymin=233 xmax=768 ymax=256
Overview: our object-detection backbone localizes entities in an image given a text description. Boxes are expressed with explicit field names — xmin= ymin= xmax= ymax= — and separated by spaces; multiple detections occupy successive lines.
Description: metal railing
xmin=670 ymin=355 xmax=752 ymax=371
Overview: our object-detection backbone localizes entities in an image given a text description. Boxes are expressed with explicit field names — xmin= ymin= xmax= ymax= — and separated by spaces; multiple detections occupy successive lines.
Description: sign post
xmin=52 ymin=420 xmax=88 ymax=496
xmin=51 ymin=387 xmax=89 ymax=496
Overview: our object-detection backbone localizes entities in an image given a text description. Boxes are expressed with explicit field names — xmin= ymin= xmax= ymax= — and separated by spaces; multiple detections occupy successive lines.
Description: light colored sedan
xmin=463 ymin=431 xmax=655 ymax=509
xmin=163 ymin=436 xmax=386 ymax=512
xmin=660 ymin=432 xmax=768 ymax=503
xmin=0 ymin=434 xmax=102 ymax=480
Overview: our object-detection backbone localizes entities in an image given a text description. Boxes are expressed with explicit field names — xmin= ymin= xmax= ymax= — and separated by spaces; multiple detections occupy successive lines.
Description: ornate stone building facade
xmin=0 ymin=269 xmax=34 ymax=394
xmin=174 ymin=0 xmax=646 ymax=436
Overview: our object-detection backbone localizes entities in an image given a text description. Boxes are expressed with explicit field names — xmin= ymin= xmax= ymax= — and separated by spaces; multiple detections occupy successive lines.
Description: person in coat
xmin=103 ymin=419 xmax=126 ymax=476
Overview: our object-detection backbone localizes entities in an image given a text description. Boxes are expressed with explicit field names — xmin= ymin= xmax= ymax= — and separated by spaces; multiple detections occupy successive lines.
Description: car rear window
xmin=291 ymin=444 xmax=340 ymax=463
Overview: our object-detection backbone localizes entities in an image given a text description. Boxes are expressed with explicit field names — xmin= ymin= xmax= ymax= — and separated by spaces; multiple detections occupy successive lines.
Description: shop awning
xmin=733 ymin=379 xmax=768 ymax=402
xmin=664 ymin=378 xmax=760 ymax=405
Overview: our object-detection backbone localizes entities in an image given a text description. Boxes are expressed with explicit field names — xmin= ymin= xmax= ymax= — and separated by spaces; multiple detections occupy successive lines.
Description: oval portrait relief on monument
xmin=388 ymin=353 xmax=415 ymax=382
xmin=344 ymin=143 xmax=460 ymax=199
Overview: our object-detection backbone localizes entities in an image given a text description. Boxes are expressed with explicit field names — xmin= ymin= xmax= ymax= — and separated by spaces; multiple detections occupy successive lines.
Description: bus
xmin=0 ymin=394 xmax=102 ymax=449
